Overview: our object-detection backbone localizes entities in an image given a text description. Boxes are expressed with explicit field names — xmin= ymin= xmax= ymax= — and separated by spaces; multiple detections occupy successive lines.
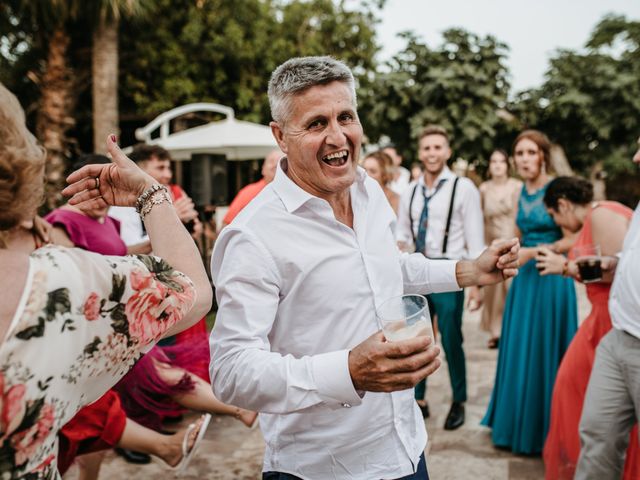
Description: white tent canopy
xmin=134 ymin=103 xmax=278 ymax=161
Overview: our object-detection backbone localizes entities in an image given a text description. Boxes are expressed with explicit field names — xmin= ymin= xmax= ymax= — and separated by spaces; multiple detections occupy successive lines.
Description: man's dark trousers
xmin=414 ymin=289 xmax=467 ymax=403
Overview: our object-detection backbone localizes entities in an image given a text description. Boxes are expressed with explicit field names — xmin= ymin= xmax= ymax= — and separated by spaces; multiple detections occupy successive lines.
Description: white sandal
xmin=172 ymin=413 xmax=211 ymax=477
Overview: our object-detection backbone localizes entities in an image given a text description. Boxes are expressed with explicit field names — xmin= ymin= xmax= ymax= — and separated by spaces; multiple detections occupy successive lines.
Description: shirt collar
xmin=271 ymin=157 xmax=367 ymax=213
xmin=418 ymin=166 xmax=455 ymax=188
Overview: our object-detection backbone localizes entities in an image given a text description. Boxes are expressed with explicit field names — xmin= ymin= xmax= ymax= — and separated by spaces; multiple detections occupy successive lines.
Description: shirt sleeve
xmin=209 ymin=228 xmax=363 ymax=414
xmin=461 ymin=180 xmax=486 ymax=258
xmin=108 ymin=207 xmax=148 ymax=246
xmin=65 ymin=248 xmax=196 ymax=352
xmin=399 ymin=252 xmax=461 ymax=294
xmin=17 ymin=246 xmax=197 ymax=406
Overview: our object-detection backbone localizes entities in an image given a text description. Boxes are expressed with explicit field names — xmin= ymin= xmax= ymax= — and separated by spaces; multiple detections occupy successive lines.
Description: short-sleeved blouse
xmin=44 ymin=209 xmax=127 ymax=256
xmin=0 ymin=245 xmax=195 ymax=479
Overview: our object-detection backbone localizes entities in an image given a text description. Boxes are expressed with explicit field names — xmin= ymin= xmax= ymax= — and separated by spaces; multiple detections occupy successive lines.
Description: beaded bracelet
xmin=135 ymin=184 xmax=166 ymax=213
xmin=136 ymin=184 xmax=172 ymax=220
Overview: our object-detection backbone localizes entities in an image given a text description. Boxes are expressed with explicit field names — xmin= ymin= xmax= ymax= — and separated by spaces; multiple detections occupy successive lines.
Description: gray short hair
xmin=268 ymin=56 xmax=357 ymax=125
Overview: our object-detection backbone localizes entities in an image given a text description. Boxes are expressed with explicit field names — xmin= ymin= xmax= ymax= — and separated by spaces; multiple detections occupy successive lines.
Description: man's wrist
xmin=455 ymin=260 xmax=478 ymax=288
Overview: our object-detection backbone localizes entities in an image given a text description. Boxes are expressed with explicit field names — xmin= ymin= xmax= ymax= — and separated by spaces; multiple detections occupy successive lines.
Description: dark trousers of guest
xmin=263 ymin=453 xmax=429 ymax=479
xmin=414 ymin=290 xmax=467 ymax=403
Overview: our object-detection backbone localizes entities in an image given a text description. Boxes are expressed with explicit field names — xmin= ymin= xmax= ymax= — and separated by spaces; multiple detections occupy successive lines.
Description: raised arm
xmin=62 ymin=135 xmax=212 ymax=333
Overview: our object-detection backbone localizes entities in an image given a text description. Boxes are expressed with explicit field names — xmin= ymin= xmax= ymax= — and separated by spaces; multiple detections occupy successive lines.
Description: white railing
xmin=135 ymin=103 xmax=236 ymax=142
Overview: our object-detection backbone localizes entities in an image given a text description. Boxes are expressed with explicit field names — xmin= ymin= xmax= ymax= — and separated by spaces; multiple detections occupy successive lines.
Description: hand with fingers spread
xmin=348 ymin=331 xmax=441 ymax=392
xmin=62 ymin=135 xmax=156 ymax=209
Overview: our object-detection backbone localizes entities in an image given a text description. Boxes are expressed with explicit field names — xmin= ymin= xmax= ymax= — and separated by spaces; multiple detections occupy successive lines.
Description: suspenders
xmin=409 ymin=176 xmax=460 ymax=257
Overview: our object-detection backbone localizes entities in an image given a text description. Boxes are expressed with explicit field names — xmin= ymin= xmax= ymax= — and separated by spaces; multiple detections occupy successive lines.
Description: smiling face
xmin=514 ymin=138 xmax=544 ymax=181
xmin=418 ymin=134 xmax=451 ymax=176
xmin=488 ymin=151 xmax=509 ymax=179
xmin=270 ymin=81 xmax=362 ymax=200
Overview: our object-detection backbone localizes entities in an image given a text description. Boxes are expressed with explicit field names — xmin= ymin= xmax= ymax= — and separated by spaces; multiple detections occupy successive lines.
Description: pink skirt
xmin=114 ymin=334 xmax=209 ymax=430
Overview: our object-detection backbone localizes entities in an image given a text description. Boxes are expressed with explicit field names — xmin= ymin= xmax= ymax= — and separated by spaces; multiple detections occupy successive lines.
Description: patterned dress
xmin=482 ymin=183 xmax=578 ymax=454
xmin=0 ymin=245 xmax=194 ymax=479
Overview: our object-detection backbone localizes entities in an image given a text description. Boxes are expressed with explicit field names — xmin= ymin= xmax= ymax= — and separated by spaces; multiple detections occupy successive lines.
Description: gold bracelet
xmin=140 ymin=188 xmax=172 ymax=221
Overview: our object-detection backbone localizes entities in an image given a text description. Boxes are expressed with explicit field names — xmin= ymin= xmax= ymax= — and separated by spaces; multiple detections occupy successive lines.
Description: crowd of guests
xmin=366 ymin=126 xmax=640 ymax=479
xmin=0 ymin=53 xmax=638 ymax=480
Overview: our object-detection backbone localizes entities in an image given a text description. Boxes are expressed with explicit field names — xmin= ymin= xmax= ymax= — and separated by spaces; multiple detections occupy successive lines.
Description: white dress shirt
xmin=210 ymin=161 xmax=461 ymax=479
xmin=396 ymin=167 xmax=485 ymax=260
xmin=609 ymin=201 xmax=640 ymax=339
xmin=108 ymin=206 xmax=148 ymax=246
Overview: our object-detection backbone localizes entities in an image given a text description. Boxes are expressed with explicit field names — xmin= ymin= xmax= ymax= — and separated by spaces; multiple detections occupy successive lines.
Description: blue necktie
xmin=415 ymin=179 xmax=446 ymax=255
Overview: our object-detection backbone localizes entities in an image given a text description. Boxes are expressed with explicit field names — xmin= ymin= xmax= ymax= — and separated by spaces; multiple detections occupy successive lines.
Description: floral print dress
xmin=0 ymin=245 xmax=195 ymax=479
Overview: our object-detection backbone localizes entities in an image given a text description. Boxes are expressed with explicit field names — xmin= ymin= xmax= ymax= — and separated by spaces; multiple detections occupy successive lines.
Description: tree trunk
xmin=36 ymin=27 xmax=75 ymax=210
xmin=92 ymin=16 xmax=119 ymax=153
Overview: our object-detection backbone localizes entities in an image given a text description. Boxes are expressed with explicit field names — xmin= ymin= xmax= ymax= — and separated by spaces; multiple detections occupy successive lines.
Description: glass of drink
xmin=573 ymin=244 xmax=602 ymax=283
xmin=376 ymin=294 xmax=433 ymax=342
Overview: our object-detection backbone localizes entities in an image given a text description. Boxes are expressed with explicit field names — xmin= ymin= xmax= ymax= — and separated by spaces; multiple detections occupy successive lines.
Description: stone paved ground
xmin=66 ymin=283 xmax=589 ymax=480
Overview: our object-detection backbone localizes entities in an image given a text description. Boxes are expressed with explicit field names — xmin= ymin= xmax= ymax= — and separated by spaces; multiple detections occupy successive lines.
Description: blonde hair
xmin=0 ymin=83 xmax=46 ymax=247
xmin=363 ymin=150 xmax=395 ymax=185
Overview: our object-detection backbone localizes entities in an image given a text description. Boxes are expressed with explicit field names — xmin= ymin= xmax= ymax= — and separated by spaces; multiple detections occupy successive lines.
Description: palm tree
xmin=8 ymin=1 xmax=146 ymax=206
xmin=89 ymin=1 xmax=147 ymax=153
xmin=8 ymin=1 xmax=77 ymax=208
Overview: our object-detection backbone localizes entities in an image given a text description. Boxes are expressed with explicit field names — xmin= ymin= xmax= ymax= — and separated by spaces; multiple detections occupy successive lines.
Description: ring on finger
xmin=94 ymin=177 xmax=100 ymax=190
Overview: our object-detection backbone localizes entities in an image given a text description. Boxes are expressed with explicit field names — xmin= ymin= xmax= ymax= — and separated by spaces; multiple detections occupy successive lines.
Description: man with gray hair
xmin=209 ymin=56 xmax=520 ymax=479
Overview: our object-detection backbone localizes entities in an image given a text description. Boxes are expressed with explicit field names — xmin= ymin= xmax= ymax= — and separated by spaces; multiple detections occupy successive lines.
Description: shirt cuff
xmin=312 ymin=349 xmax=364 ymax=409
xmin=429 ymin=260 xmax=462 ymax=293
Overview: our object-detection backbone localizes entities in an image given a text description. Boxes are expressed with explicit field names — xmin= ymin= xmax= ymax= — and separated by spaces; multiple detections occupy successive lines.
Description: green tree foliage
xmin=360 ymin=28 xmax=510 ymax=165
xmin=117 ymin=0 xmax=380 ymax=125
xmin=503 ymin=15 xmax=640 ymax=204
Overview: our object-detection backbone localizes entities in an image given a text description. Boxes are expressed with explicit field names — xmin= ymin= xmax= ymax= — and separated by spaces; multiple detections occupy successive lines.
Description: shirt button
xmin=341 ymin=403 xmax=351 ymax=408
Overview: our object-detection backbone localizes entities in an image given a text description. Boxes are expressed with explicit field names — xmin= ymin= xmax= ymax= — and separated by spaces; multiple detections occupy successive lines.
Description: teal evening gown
xmin=481 ymin=183 xmax=578 ymax=454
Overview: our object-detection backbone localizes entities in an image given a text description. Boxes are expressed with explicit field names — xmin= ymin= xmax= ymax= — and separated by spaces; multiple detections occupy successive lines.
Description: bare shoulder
xmin=591 ymin=205 xmax=629 ymax=226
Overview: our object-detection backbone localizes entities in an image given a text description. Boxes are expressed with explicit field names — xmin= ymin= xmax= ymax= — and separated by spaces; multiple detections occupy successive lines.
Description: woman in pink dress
xmin=536 ymin=176 xmax=639 ymax=479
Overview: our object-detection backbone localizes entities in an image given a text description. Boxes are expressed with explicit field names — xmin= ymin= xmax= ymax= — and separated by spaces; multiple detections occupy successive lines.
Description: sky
xmin=374 ymin=0 xmax=640 ymax=94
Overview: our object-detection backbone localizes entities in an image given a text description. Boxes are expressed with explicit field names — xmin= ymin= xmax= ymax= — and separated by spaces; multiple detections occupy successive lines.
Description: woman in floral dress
xmin=0 ymin=83 xmax=212 ymax=478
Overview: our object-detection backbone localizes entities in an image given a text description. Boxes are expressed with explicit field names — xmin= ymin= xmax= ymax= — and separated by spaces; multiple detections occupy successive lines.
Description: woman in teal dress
xmin=482 ymin=130 xmax=578 ymax=454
